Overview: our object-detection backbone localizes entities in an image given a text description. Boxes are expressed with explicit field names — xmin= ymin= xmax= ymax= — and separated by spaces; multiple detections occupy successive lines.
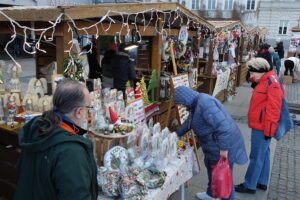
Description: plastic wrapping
xmin=103 ymin=146 xmax=129 ymax=172
xmin=98 ymin=167 xmax=122 ymax=197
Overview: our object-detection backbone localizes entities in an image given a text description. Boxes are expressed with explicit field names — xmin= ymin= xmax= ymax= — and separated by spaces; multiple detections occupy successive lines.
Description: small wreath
xmin=63 ymin=55 xmax=85 ymax=81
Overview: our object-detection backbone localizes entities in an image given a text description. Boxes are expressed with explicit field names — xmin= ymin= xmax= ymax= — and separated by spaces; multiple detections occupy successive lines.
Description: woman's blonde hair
xmin=247 ymin=57 xmax=270 ymax=71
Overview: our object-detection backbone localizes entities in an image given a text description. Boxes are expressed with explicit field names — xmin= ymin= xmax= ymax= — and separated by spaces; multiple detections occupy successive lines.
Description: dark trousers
xmin=204 ymin=156 xmax=235 ymax=200
xmin=284 ymin=60 xmax=294 ymax=77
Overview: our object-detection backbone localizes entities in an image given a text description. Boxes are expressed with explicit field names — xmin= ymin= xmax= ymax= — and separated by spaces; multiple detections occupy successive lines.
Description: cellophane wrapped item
xmin=98 ymin=167 xmax=122 ymax=197
xmin=136 ymin=168 xmax=166 ymax=189
xmin=120 ymin=169 xmax=148 ymax=200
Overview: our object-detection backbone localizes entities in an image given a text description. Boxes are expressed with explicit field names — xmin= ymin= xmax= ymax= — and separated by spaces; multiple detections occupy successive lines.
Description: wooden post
xmin=193 ymin=36 xmax=201 ymax=69
xmin=206 ymin=37 xmax=215 ymax=95
xmin=239 ymin=34 xmax=244 ymax=63
xmin=169 ymin=43 xmax=177 ymax=75
xmin=151 ymin=14 xmax=163 ymax=102
xmin=206 ymin=38 xmax=214 ymax=76
xmin=56 ymin=22 xmax=72 ymax=74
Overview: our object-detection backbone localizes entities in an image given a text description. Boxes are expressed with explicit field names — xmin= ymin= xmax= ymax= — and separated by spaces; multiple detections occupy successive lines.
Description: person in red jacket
xmin=235 ymin=57 xmax=284 ymax=194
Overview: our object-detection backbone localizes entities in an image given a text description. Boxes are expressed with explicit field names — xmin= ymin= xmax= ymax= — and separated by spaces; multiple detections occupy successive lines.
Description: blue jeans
xmin=275 ymin=66 xmax=280 ymax=76
xmin=244 ymin=129 xmax=271 ymax=190
xmin=205 ymin=157 xmax=235 ymax=200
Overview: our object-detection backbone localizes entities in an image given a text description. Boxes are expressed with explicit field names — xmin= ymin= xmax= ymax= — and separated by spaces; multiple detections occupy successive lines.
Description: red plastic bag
xmin=211 ymin=157 xmax=232 ymax=198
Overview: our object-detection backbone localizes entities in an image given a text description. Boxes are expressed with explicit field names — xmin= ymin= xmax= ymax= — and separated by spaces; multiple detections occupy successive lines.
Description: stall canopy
xmin=208 ymin=20 xmax=245 ymax=33
xmin=0 ymin=3 xmax=215 ymax=74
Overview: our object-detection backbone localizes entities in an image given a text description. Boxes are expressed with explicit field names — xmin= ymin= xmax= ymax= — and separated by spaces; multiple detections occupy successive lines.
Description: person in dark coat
xmin=102 ymin=48 xmax=117 ymax=88
xmin=83 ymin=41 xmax=101 ymax=79
xmin=111 ymin=43 xmax=136 ymax=91
xmin=14 ymin=80 xmax=98 ymax=200
xmin=257 ymin=43 xmax=273 ymax=70
xmin=269 ymin=46 xmax=281 ymax=75
xmin=274 ymin=39 xmax=285 ymax=59
xmin=174 ymin=86 xmax=248 ymax=200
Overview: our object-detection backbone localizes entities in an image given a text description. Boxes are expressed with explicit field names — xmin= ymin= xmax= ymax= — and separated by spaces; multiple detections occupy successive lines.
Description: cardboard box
xmin=282 ymin=76 xmax=293 ymax=85
xmin=297 ymin=72 xmax=300 ymax=81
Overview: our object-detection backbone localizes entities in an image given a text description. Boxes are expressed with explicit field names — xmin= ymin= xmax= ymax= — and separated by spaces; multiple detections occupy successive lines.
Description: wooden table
xmin=89 ymin=130 xmax=133 ymax=166
xmin=0 ymin=124 xmax=22 ymax=200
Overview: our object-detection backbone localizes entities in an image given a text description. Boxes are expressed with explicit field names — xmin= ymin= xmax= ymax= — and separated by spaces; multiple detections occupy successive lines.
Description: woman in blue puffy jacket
xmin=174 ymin=86 xmax=248 ymax=200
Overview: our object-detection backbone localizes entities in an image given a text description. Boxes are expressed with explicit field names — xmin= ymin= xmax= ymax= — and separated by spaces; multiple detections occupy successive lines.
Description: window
xmin=224 ymin=0 xmax=233 ymax=10
xmin=246 ymin=0 xmax=255 ymax=10
xmin=207 ymin=0 xmax=216 ymax=10
xmin=278 ymin=21 xmax=288 ymax=35
xmin=192 ymin=0 xmax=200 ymax=10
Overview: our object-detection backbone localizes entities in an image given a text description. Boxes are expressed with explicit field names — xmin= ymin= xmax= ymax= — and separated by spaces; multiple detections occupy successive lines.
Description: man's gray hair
xmin=53 ymin=79 xmax=86 ymax=114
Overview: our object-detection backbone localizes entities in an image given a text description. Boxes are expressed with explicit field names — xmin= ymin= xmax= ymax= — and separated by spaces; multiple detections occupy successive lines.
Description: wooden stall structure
xmin=0 ymin=3 xmax=215 ymax=197
xmin=236 ymin=26 xmax=267 ymax=86
xmin=197 ymin=20 xmax=245 ymax=102
xmin=236 ymin=26 xmax=260 ymax=86
xmin=288 ymin=26 xmax=300 ymax=57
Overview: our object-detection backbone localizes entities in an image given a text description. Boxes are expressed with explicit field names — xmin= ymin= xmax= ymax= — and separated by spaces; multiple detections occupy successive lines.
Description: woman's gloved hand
xmin=220 ymin=150 xmax=228 ymax=158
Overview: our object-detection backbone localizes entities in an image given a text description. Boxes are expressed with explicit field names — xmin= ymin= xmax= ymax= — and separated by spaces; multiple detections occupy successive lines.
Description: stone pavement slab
xmin=284 ymin=81 xmax=300 ymax=112
xmin=267 ymin=125 xmax=300 ymax=200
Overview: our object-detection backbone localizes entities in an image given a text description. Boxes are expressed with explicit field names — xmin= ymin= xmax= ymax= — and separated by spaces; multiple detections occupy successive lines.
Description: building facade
xmin=0 ymin=0 xmax=140 ymax=6
xmin=177 ymin=0 xmax=300 ymax=50
xmin=256 ymin=1 xmax=300 ymax=49
xmin=0 ymin=0 xmax=94 ymax=6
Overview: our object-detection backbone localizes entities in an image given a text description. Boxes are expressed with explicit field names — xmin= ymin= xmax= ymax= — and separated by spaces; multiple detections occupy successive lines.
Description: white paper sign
xmin=178 ymin=26 xmax=188 ymax=45
xmin=126 ymin=98 xmax=146 ymax=127
xmin=213 ymin=68 xmax=231 ymax=97
xmin=171 ymin=73 xmax=190 ymax=125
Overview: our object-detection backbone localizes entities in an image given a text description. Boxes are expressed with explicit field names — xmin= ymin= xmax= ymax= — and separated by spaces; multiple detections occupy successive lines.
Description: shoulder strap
xmin=266 ymin=76 xmax=283 ymax=88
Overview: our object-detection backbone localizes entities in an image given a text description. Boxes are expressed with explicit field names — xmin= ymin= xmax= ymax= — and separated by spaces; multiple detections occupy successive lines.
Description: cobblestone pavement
xmin=267 ymin=125 xmax=300 ymax=200
xmin=284 ymin=81 xmax=300 ymax=112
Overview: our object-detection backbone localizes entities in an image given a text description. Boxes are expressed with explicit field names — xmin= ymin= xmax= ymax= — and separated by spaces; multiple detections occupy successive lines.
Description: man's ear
xmin=74 ymin=107 xmax=82 ymax=119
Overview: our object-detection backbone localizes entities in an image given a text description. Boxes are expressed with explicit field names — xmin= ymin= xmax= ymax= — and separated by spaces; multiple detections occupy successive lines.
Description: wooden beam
xmin=0 ymin=3 xmax=215 ymax=32
xmin=55 ymin=22 xmax=72 ymax=74
xmin=61 ymin=3 xmax=179 ymax=21
xmin=0 ymin=7 xmax=62 ymax=22
xmin=151 ymin=15 xmax=163 ymax=102
xmin=73 ymin=21 xmax=196 ymax=37
xmin=193 ymin=36 xmax=200 ymax=68
xmin=239 ymin=35 xmax=244 ymax=63
xmin=0 ymin=22 xmax=63 ymax=36
xmin=206 ymin=38 xmax=214 ymax=76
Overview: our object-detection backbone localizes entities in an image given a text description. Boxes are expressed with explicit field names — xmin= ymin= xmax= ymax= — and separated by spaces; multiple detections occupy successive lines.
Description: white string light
xmin=0 ymin=7 xmax=214 ymax=69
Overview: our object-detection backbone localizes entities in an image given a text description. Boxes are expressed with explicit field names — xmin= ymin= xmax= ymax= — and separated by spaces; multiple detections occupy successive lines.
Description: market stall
xmin=236 ymin=26 xmax=261 ymax=86
xmin=0 ymin=3 xmax=214 ymax=199
xmin=197 ymin=20 xmax=245 ymax=102
xmin=288 ymin=26 xmax=300 ymax=57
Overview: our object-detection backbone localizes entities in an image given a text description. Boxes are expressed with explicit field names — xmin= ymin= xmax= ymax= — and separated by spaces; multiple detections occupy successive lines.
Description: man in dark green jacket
xmin=14 ymin=80 xmax=98 ymax=200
